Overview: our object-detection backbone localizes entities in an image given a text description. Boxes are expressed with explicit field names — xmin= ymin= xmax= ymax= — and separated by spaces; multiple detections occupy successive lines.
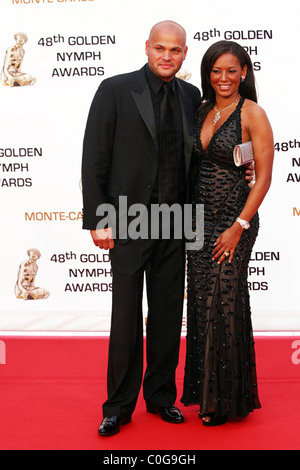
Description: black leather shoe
xmin=146 ymin=404 xmax=184 ymax=423
xmin=98 ymin=416 xmax=131 ymax=436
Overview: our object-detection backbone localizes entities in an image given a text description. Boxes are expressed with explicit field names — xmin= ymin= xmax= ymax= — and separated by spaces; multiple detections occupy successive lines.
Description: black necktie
xmin=158 ymin=82 xmax=178 ymax=205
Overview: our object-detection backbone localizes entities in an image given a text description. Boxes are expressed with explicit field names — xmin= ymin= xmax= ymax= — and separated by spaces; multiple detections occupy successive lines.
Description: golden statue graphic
xmin=175 ymin=69 xmax=191 ymax=81
xmin=15 ymin=248 xmax=50 ymax=300
xmin=1 ymin=32 xmax=36 ymax=87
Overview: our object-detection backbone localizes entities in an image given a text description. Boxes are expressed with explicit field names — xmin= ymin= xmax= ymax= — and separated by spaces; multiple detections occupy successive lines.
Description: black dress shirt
xmin=145 ymin=65 xmax=186 ymax=201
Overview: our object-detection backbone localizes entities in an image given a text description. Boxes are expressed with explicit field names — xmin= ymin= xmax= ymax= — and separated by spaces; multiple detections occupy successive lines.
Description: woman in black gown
xmin=181 ymin=41 xmax=274 ymax=426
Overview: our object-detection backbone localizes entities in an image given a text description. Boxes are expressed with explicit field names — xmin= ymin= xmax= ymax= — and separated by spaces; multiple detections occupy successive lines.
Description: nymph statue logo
xmin=1 ymin=32 xmax=36 ymax=87
xmin=15 ymin=248 xmax=50 ymax=300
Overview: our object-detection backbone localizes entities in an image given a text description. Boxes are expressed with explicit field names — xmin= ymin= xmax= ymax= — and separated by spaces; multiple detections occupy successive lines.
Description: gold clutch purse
xmin=233 ymin=141 xmax=254 ymax=166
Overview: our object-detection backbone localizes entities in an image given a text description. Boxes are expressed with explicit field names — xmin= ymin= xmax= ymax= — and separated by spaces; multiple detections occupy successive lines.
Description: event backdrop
xmin=0 ymin=0 xmax=299 ymax=333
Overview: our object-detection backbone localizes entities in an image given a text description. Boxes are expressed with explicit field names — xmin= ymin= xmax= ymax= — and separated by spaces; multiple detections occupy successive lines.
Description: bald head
xmin=148 ymin=21 xmax=187 ymax=46
xmin=146 ymin=20 xmax=188 ymax=82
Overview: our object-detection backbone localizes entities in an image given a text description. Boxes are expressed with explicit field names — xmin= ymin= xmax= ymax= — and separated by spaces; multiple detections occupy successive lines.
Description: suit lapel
xmin=130 ymin=70 xmax=195 ymax=173
xmin=176 ymin=79 xmax=195 ymax=176
xmin=131 ymin=69 xmax=158 ymax=150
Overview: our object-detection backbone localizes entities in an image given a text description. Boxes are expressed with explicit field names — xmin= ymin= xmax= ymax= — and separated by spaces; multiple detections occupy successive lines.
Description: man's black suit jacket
xmin=82 ymin=65 xmax=201 ymax=230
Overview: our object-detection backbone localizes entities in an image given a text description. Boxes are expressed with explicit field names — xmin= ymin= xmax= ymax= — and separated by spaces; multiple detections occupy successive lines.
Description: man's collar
xmin=145 ymin=64 xmax=176 ymax=95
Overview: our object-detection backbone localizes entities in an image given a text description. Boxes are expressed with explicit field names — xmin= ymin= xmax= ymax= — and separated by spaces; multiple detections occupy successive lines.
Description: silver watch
xmin=236 ymin=217 xmax=250 ymax=229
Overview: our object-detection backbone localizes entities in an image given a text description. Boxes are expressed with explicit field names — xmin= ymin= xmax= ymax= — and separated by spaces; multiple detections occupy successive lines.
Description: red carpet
xmin=0 ymin=335 xmax=299 ymax=450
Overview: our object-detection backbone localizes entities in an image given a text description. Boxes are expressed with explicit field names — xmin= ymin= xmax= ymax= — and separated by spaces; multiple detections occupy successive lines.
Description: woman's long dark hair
xmin=200 ymin=40 xmax=257 ymax=112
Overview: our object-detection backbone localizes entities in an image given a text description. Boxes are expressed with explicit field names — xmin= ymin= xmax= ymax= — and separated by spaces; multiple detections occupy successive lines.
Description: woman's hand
xmin=212 ymin=222 xmax=243 ymax=264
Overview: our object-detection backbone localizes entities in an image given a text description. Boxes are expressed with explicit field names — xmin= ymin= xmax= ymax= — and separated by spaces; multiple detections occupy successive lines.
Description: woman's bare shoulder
xmin=243 ymin=98 xmax=268 ymax=119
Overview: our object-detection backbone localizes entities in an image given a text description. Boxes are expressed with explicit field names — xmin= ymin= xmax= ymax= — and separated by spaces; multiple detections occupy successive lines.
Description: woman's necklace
xmin=213 ymin=95 xmax=240 ymax=126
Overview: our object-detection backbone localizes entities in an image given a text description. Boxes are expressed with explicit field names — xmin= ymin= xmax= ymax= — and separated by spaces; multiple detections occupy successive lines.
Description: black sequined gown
xmin=181 ymin=98 xmax=261 ymax=418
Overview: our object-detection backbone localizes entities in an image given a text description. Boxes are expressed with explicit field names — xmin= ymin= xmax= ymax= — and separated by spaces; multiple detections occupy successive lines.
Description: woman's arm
xmin=213 ymin=101 xmax=274 ymax=264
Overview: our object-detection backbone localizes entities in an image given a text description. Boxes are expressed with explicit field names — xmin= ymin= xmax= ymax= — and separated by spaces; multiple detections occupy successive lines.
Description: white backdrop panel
xmin=0 ymin=0 xmax=299 ymax=332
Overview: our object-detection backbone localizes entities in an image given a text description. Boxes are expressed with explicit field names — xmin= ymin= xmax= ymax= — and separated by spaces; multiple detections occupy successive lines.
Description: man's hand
xmin=245 ymin=162 xmax=256 ymax=188
xmin=90 ymin=228 xmax=114 ymax=250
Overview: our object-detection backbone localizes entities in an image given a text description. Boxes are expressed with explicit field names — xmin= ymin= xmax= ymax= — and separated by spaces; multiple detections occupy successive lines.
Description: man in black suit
xmin=82 ymin=20 xmax=201 ymax=436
